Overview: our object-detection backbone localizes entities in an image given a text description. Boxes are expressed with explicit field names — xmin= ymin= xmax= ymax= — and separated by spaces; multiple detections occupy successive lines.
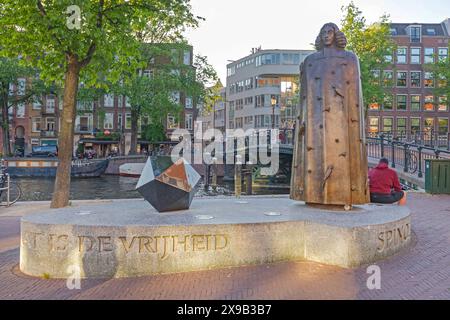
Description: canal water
xmin=14 ymin=176 xmax=289 ymax=201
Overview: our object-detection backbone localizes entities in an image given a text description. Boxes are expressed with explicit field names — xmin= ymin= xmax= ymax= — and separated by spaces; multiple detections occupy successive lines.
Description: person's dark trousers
xmin=370 ymin=191 xmax=404 ymax=204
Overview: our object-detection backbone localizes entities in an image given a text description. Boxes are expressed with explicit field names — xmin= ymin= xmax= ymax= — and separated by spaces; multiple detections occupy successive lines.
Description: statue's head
xmin=315 ymin=23 xmax=347 ymax=50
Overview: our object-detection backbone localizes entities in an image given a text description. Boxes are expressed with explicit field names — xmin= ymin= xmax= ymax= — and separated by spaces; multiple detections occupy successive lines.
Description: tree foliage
xmin=0 ymin=0 xmax=202 ymax=208
xmin=340 ymin=1 xmax=395 ymax=110
xmin=0 ymin=57 xmax=48 ymax=155
xmin=424 ymin=44 xmax=450 ymax=109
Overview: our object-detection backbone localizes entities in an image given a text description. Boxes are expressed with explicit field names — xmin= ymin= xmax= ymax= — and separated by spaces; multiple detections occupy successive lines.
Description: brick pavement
xmin=0 ymin=193 xmax=450 ymax=300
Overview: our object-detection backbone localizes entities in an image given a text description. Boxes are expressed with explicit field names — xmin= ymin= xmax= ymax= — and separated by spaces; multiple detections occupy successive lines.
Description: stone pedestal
xmin=20 ymin=196 xmax=411 ymax=278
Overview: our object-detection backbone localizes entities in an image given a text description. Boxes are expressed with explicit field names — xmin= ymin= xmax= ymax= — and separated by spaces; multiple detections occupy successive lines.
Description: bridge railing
xmin=367 ymin=134 xmax=450 ymax=179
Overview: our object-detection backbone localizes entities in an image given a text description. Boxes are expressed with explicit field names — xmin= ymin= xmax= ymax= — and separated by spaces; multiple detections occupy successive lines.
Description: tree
xmin=114 ymin=43 xmax=218 ymax=154
xmin=0 ymin=57 xmax=47 ymax=156
xmin=424 ymin=44 xmax=450 ymax=111
xmin=0 ymin=0 xmax=200 ymax=208
xmin=340 ymin=1 xmax=395 ymax=112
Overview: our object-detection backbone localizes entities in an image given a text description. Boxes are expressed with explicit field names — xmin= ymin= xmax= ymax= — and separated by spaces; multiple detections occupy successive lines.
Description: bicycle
xmin=0 ymin=159 xmax=22 ymax=206
xmin=405 ymin=149 xmax=418 ymax=174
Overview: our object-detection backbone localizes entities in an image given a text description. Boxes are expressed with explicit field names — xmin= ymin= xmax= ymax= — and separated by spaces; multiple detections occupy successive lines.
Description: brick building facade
xmin=367 ymin=19 xmax=450 ymax=142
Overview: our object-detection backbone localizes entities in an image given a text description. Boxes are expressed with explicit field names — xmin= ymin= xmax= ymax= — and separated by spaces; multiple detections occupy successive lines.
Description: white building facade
xmin=226 ymin=49 xmax=314 ymax=132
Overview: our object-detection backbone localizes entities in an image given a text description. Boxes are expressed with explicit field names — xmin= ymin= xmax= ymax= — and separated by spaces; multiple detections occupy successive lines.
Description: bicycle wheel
xmin=0 ymin=181 xmax=22 ymax=205
xmin=408 ymin=153 xmax=418 ymax=174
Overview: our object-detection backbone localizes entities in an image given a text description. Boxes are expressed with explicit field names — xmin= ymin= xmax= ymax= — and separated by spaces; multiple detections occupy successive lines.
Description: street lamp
xmin=271 ymin=95 xmax=277 ymax=129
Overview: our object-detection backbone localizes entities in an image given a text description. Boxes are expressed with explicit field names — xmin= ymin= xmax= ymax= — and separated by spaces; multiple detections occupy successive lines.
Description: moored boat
xmin=4 ymin=158 xmax=109 ymax=178
xmin=119 ymin=162 xmax=145 ymax=177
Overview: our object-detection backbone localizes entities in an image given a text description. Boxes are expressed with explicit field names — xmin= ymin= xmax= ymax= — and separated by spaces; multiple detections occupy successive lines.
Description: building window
xmin=125 ymin=113 xmax=132 ymax=129
xmin=244 ymin=97 xmax=253 ymax=105
xmin=118 ymin=113 xmax=123 ymax=130
xmin=438 ymin=118 xmax=449 ymax=135
xmin=424 ymin=48 xmax=434 ymax=64
xmin=396 ymin=95 xmax=407 ymax=111
xmin=397 ymin=118 xmax=407 ymax=134
xmin=46 ymin=117 xmax=55 ymax=131
xmin=227 ymin=65 xmax=236 ymax=77
xmin=424 ymin=72 xmax=434 ymax=88
xmin=424 ymin=118 xmax=434 ymax=132
xmin=33 ymin=97 xmax=42 ymax=110
xmin=256 ymin=77 xmax=280 ymax=88
xmin=125 ymin=97 xmax=131 ymax=108
xmin=185 ymin=97 xmax=193 ymax=109
xmin=104 ymin=94 xmax=114 ymax=107
xmin=382 ymin=95 xmax=393 ymax=110
xmin=32 ymin=117 xmax=41 ymax=132
xmin=410 ymin=48 xmax=421 ymax=64
xmin=46 ymin=95 xmax=55 ymax=112
xmin=235 ymin=117 xmax=243 ymax=128
xmin=104 ymin=113 xmax=114 ymax=129
xmin=183 ymin=50 xmax=191 ymax=65
xmin=185 ymin=113 xmax=193 ymax=130
xmin=396 ymin=72 xmax=407 ymax=87
xmin=167 ymin=114 xmax=178 ymax=129
xmin=410 ymin=71 xmax=421 ymax=88
xmin=244 ymin=78 xmax=253 ymax=90
xmin=117 ymin=96 xmax=123 ymax=107
xmin=143 ymin=69 xmax=153 ymax=78
xmin=255 ymin=53 xmax=280 ymax=66
xmin=384 ymin=48 xmax=393 ymax=63
xmin=409 ymin=26 xmax=421 ymax=43
xmin=15 ymin=102 xmax=25 ymax=118
xmin=255 ymin=95 xmax=265 ymax=108
xmin=438 ymin=96 xmax=448 ymax=112
xmin=426 ymin=28 xmax=436 ymax=36
xmin=383 ymin=71 xmax=393 ymax=87
xmin=282 ymin=53 xmax=300 ymax=65
xmin=438 ymin=75 xmax=447 ymax=88
xmin=424 ymin=96 xmax=434 ymax=111
xmin=396 ymin=47 xmax=407 ymax=64
xmin=383 ymin=118 xmax=393 ymax=132
xmin=411 ymin=118 xmax=420 ymax=133
xmin=410 ymin=95 xmax=421 ymax=111
xmin=438 ymin=48 xmax=448 ymax=62
xmin=235 ymin=99 xmax=243 ymax=110
xmin=17 ymin=78 xmax=26 ymax=95
xmin=368 ymin=117 xmax=379 ymax=134
xmin=244 ymin=116 xmax=253 ymax=125
xmin=368 ymin=101 xmax=379 ymax=110
xmin=371 ymin=70 xmax=381 ymax=85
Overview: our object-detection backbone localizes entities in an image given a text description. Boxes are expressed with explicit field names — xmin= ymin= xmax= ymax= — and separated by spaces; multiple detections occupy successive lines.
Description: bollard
xmin=212 ymin=157 xmax=218 ymax=192
xmin=235 ymin=155 xmax=242 ymax=198
xmin=245 ymin=170 xmax=252 ymax=195
xmin=204 ymin=152 xmax=211 ymax=191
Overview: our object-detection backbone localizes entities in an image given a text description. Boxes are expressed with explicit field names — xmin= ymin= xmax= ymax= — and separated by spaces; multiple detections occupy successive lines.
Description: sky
xmin=184 ymin=0 xmax=450 ymax=83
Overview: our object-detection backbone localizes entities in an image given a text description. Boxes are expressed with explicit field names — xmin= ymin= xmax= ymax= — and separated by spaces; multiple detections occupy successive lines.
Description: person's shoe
xmin=398 ymin=192 xmax=407 ymax=205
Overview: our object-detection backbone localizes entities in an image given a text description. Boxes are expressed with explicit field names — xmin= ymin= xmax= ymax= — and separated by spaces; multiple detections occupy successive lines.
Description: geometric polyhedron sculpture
xmin=136 ymin=156 xmax=201 ymax=212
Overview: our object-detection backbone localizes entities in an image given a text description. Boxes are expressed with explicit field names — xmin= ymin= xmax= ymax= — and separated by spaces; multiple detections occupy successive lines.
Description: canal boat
xmin=4 ymin=158 xmax=109 ymax=178
xmin=119 ymin=162 xmax=145 ymax=177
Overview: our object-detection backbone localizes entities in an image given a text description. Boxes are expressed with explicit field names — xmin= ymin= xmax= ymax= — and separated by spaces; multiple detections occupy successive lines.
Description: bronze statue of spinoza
xmin=290 ymin=23 xmax=370 ymax=208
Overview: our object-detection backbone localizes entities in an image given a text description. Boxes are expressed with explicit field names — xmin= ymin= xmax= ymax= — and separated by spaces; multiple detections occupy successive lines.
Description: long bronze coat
xmin=290 ymin=47 xmax=369 ymax=206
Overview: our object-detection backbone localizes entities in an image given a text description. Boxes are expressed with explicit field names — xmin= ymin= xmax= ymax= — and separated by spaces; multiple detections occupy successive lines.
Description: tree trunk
xmin=51 ymin=57 xmax=80 ymax=208
xmin=129 ymin=106 xmax=139 ymax=155
xmin=1 ymin=88 xmax=11 ymax=156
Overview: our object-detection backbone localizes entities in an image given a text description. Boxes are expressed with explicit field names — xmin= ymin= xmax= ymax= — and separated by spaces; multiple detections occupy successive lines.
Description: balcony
xmin=40 ymin=130 xmax=57 ymax=138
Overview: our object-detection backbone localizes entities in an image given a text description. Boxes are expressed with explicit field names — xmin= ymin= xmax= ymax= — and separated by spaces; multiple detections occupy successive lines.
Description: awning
xmin=78 ymin=139 xmax=119 ymax=145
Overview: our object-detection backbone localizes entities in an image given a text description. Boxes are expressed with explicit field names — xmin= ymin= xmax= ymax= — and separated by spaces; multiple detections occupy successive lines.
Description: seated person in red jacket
xmin=368 ymin=158 xmax=404 ymax=204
